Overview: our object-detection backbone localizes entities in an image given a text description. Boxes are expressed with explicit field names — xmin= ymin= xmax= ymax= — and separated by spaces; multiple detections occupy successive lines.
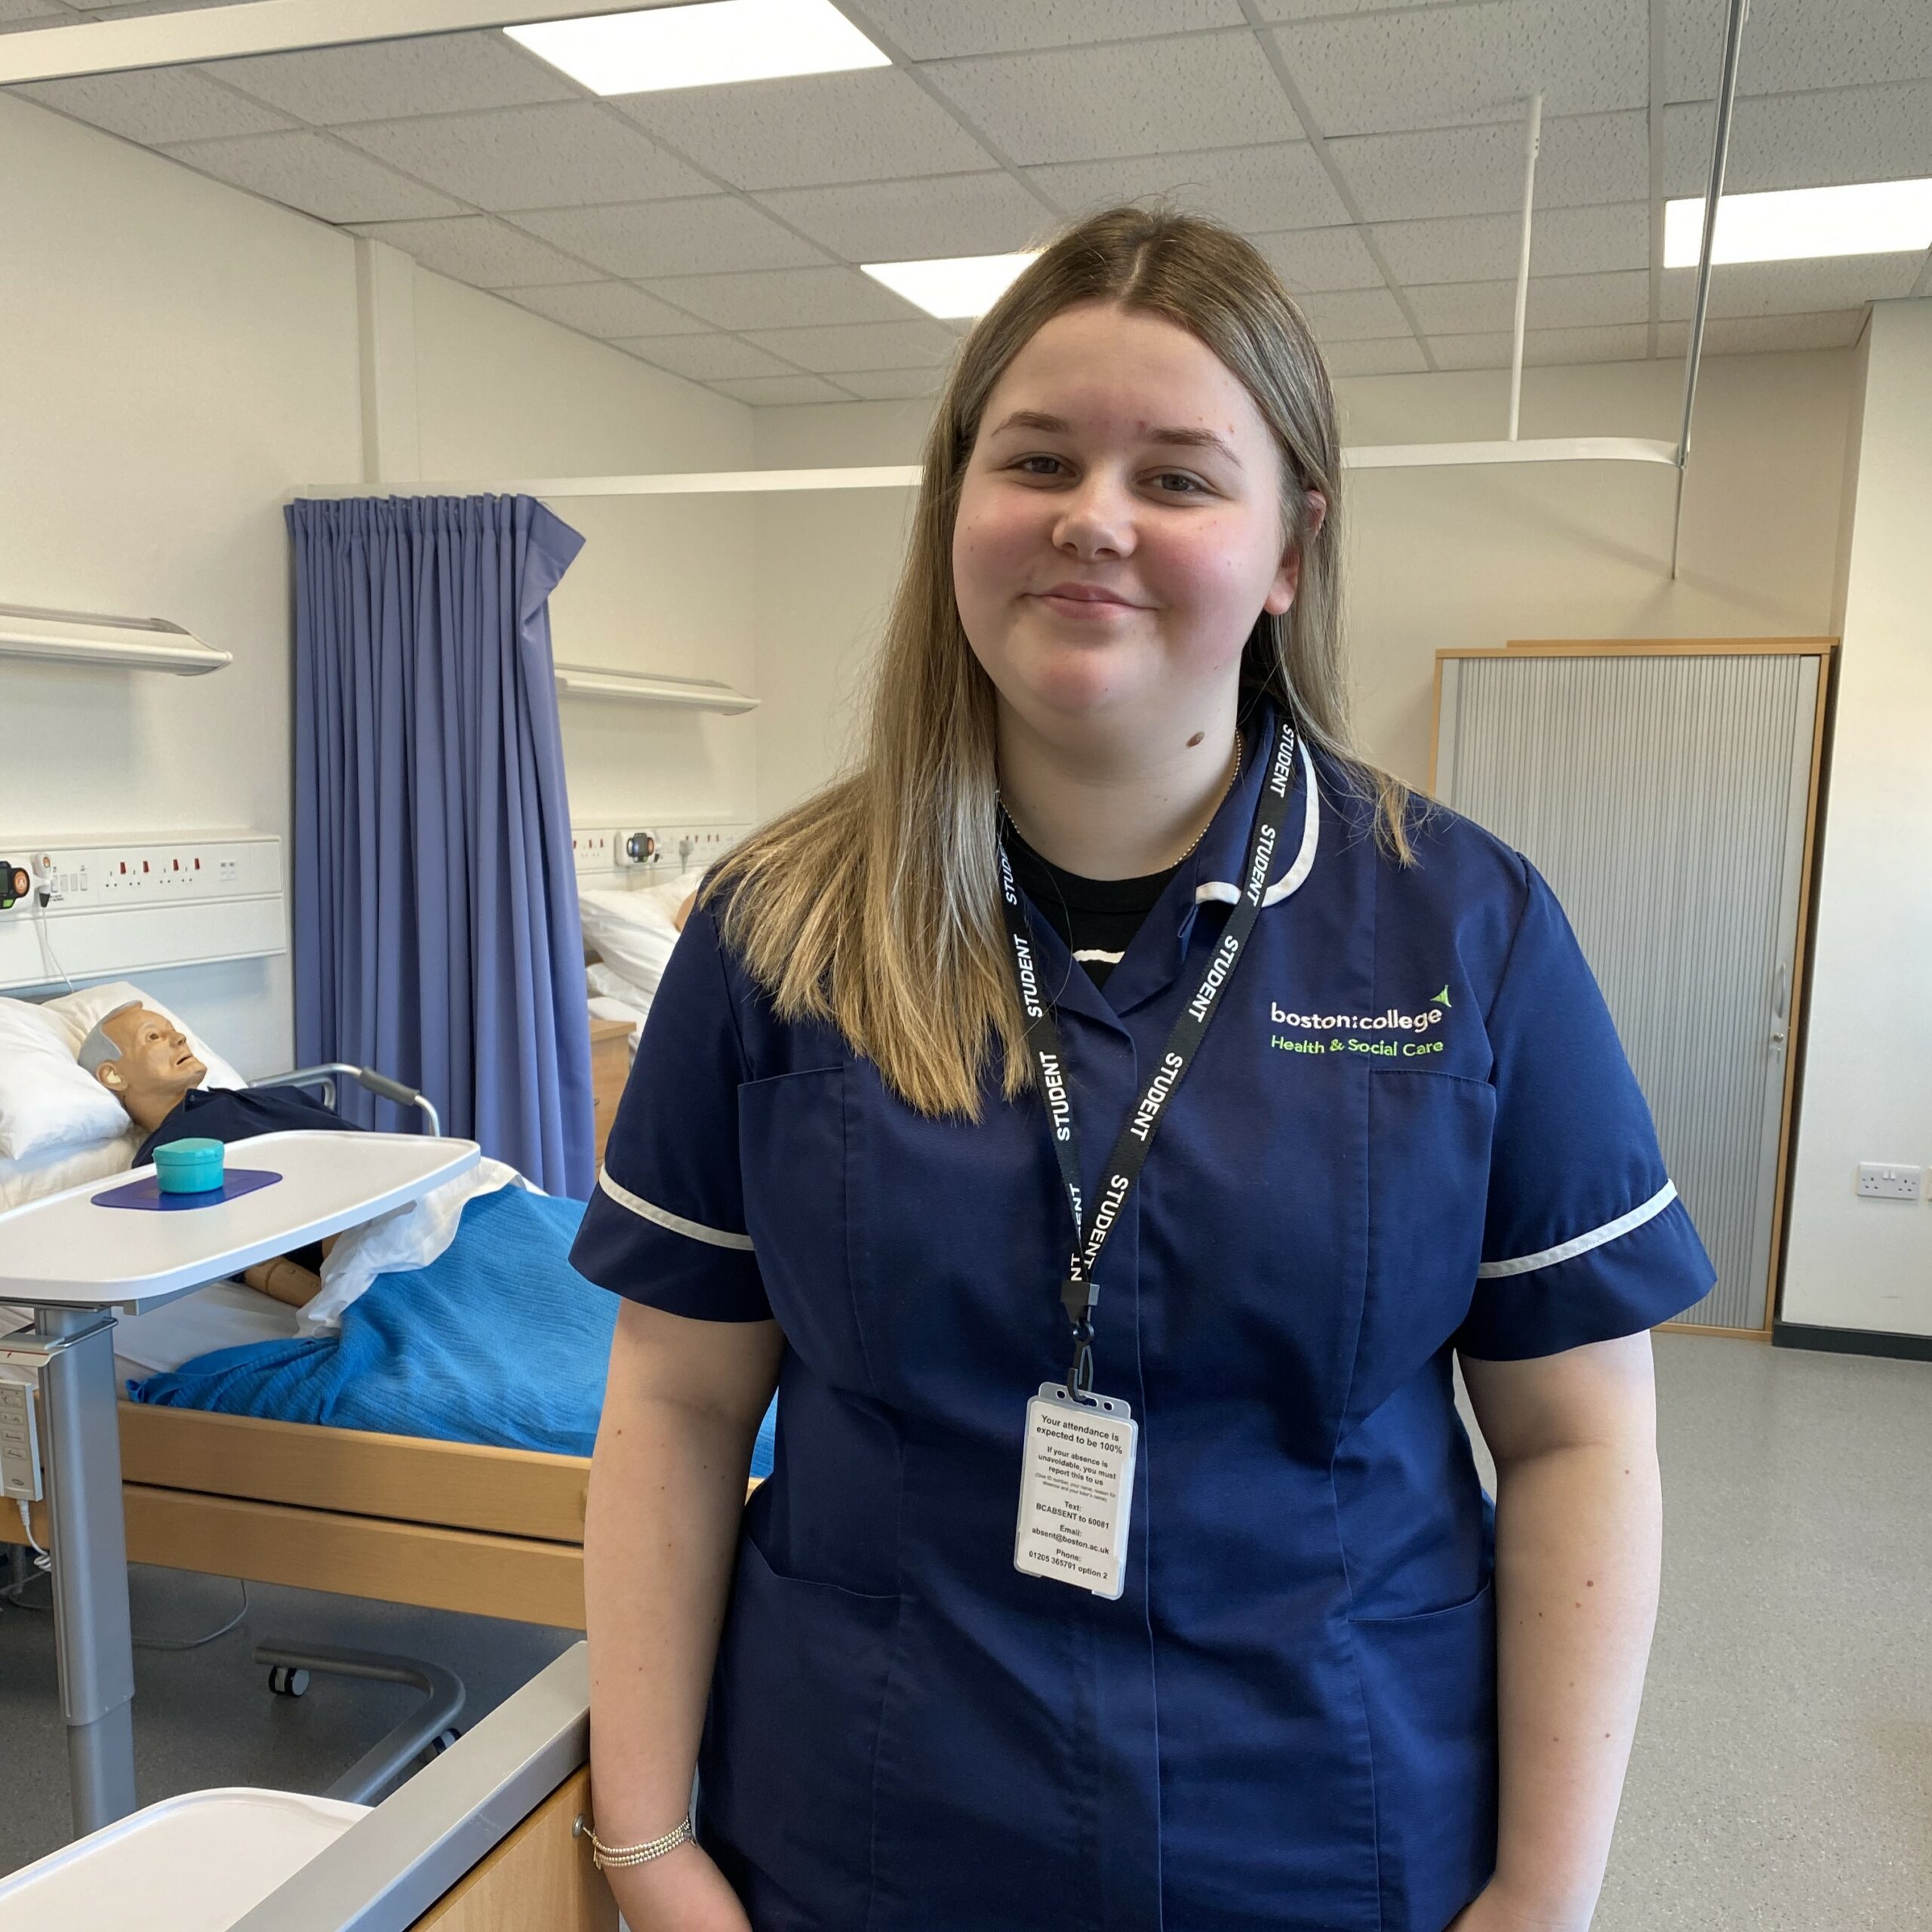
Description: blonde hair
xmin=710 ymin=206 xmax=1415 ymax=1118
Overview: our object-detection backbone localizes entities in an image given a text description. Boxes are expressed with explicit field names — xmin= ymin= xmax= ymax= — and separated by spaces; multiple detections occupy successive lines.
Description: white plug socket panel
xmin=1854 ymin=1162 xmax=1923 ymax=1201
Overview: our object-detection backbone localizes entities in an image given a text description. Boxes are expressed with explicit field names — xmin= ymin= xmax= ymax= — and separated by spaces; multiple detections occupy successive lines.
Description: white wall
xmin=749 ymin=352 xmax=1854 ymax=815
xmin=1781 ymin=298 xmax=1932 ymax=1336
xmin=0 ymin=92 xmax=362 ymax=1074
xmin=0 ymin=93 xmax=759 ymax=1072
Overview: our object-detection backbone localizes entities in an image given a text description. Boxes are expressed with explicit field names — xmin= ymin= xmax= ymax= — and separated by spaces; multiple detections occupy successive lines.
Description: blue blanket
xmin=130 ymin=1186 xmax=778 ymax=1475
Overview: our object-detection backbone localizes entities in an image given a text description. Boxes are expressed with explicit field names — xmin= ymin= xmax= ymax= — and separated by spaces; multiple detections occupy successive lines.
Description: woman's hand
xmin=601 ymin=1839 xmax=752 ymax=1932
xmin=1444 ymin=1882 xmax=1592 ymax=1932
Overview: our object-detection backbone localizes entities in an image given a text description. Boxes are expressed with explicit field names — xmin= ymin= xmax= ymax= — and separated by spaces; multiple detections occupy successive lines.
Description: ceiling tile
xmin=755 ymin=170 xmax=1048 ymax=261
xmin=1425 ymin=322 xmax=1651 ymax=371
xmin=1026 ymin=140 xmax=1346 ymax=232
xmin=509 ymin=278 xmax=707 ymax=337
xmin=514 ymin=195 xmax=830 ymax=277
xmin=1266 ymin=0 xmax=1647 ymax=137
xmin=639 ymin=263 xmax=919 ymax=329
xmin=337 ymin=103 xmax=710 ymax=214
xmin=1663 ymin=82 xmax=1932 ymax=198
xmin=833 ymin=366 xmax=950 ymax=400
xmin=1407 ymin=268 xmax=1650 ymax=334
xmin=349 ymin=214 xmax=595 ymax=288
xmin=740 ymin=317 xmax=962 ymax=373
xmin=207 ymin=31 xmax=574 ymax=125
xmin=1656 ymin=309 xmax=1872 ymax=356
xmin=858 ymin=0 xmax=1244 ymax=60
xmin=626 ymin=334 xmax=800 ymax=380
xmin=924 ymin=32 xmax=1299 ymax=167
xmin=1295 ymin=285 xmax=1411 ymax=340
xmin=1329 ymin=111 xmax=1648 ymax=223
xmin=1659 ymin=254 xmax=1923 ymax=320
xmin=613 ymin=66 xmax=991 ymax=191
xmin=1247 ymin=223 xmax=1383 ymax=293
xmin=709 ymin=373 xmax=851 ymax=405
xmin=162 ymin=129 xmax=464 ymax=223
xmin=17 ymin=68 xmax=294 ymax=143
xmin=1324 ymin=337 xmax=1429 ymax=376
xmin=1668 ymin=0 xmax=1932 ymax=103
xmin=1254 ymin=0 xmax=1466 ymax=16
xmin=0 ymin=1 xmax=81 ymax=20
xmin=1371 ymin=202 xmax=1649 ymax=284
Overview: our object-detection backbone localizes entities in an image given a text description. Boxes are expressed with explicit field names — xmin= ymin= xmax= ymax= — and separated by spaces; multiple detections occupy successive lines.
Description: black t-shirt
xmin=1003 ymin=829 xmax=1180 ymax=992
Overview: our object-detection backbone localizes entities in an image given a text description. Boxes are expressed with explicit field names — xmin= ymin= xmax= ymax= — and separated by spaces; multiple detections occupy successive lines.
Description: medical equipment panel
xmin=0 ymin=1378 xmax=43 ymax=1502
xmin=0 ymin=831 xmax=284 ymax=992
xmin=571 ymin=820 xmax=752 ymax=879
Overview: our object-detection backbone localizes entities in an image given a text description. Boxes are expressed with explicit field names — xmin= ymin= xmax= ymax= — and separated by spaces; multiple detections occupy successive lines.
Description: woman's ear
xmin=1302 ymin=489 xmax=1327 ymax=543
xmin=1263 ymin=489 xmax=1329 ymax=614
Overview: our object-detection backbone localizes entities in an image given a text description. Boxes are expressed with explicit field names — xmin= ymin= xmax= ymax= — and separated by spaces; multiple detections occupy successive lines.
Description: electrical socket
xmin=1854 ymin=1162 xmax=1922 ymax=1202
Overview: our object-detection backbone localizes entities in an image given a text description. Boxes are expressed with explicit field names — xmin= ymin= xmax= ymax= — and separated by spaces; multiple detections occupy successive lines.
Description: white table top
xmin=0 ymin=1131 xmax=480 ymax=1309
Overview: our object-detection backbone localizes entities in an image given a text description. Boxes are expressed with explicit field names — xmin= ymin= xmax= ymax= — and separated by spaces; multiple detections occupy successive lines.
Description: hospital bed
xmin=0 ymin=990 xmax=619 ymax=1839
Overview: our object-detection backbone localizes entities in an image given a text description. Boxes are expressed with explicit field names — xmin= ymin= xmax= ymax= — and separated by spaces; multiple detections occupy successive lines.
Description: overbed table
xmin=0 ymin=1130 xmax=480 ymax=1839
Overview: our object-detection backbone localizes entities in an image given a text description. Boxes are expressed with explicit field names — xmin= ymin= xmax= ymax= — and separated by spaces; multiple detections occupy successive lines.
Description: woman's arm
xmin=586 ymin=1297 xmax=784 ymax=1930
xmin=1454 ymin=1332 xmax=1663 ymax=1932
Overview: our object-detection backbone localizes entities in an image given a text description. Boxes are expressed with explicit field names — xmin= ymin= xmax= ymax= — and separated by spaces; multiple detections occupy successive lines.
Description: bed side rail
xmin=251 ymin=1063 xmax=443 ymax=1138
xmin=229 ymin=1641 xmax=592 ymax=1932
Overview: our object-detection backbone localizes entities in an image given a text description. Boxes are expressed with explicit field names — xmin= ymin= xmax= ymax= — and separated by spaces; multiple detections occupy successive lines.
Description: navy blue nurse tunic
xmin=571 ymin=701 xmax=1715 ymax=1932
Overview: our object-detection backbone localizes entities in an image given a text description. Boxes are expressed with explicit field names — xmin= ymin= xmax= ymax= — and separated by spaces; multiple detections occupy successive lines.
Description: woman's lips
xmin=1030 ymin=586 xmax=1143 ymax=618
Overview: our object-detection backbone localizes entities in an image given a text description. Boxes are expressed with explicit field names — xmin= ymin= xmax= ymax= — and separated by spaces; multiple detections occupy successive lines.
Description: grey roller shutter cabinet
xmin=1434 ymin=651 xmax=1820 ymax=1333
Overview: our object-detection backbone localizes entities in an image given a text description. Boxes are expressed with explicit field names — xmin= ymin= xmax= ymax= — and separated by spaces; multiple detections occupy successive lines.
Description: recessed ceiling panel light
xmin=862 ymin=251 xmax=1040 ymax=320
xmin=1665 ymin=178 xmax=1932 ymax=267
xmin=507 ymin=0 xmax=888 ymax=96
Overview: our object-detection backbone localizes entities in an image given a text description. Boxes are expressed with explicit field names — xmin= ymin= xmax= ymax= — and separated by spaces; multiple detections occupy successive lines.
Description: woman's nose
xmin=1052 ymin=476 xmax=1135 ymax=559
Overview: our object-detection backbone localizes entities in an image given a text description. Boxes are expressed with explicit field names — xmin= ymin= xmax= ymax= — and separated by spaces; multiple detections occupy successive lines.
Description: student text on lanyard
xmin=998 ymin=711 xmax=1297 ymax=1598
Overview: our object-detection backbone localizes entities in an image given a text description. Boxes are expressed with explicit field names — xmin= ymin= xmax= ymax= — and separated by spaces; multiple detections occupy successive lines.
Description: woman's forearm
xmin=1487 ymin=1438 xmax=1663 ymax=1928
xmin=584 ymin=1387 xmax=759 ymax=1841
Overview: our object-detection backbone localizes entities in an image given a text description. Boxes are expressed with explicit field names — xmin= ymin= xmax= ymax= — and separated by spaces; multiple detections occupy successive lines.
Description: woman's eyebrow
xmin=987 ymin=410 xmax=1242 ymax=468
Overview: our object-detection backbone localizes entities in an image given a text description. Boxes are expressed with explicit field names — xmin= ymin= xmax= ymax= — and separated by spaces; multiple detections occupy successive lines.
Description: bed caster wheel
xmin=428 ymin=1727 xmax=462 ymax=1755
xmin=267 ymin=1665 xmax=310 ymax=1698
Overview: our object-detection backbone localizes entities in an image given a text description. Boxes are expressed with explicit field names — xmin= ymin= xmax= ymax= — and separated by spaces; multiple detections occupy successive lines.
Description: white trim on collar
xmin=1195 ymin=735 xmax=1321 ymax=909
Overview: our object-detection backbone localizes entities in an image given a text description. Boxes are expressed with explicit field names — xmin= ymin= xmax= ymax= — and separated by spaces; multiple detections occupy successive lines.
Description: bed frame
xmin=4 ymin=1404 xmax=595 ymax=1627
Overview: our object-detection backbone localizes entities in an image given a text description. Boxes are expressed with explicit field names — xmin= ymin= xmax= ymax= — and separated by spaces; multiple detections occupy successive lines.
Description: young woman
xmin=572 ymin=208 xmax=1714 ymax=1932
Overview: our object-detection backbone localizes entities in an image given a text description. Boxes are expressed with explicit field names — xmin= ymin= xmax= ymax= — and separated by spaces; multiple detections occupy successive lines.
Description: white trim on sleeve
xmin=1475 ymin=1181 xmax=1678 ymax=1280
xmin=597 ymin=1167 xmax=755 ymax=1252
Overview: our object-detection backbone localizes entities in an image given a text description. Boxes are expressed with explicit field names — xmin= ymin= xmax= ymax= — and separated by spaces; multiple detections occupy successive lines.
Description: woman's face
xmin=952 ymin=300 xmax=1315 ymax=748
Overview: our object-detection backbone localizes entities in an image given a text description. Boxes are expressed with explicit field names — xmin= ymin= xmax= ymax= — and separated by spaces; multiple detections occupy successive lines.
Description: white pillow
xmin=0 ymin=998 xmax=130 ymax=1160
xmin=36 ymin=981 xmax=248 ymax=1092
xmin=578 ymin=890 xmax=681 ymax=998
xmin=0 ymin=1126 xmax=144 ymax=1210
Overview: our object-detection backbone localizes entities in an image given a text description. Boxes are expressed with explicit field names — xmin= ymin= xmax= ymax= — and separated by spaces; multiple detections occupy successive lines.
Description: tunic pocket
xmin=1348 ymin=1577 xmax=1499 ymax=1932
xmin=699 ymin=1534 xmax=900 ymax=1932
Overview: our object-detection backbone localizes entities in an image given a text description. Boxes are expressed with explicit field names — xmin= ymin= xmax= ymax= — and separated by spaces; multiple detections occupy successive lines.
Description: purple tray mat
xmin=91 ymin=1168 xmax=283 ymax=1212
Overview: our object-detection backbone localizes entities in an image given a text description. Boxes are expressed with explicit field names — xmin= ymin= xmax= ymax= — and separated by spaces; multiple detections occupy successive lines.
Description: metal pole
xmin=1672 ymin=0 xmax=1752 ymax=576
xmin=31 ymin=1307 xmax=139 ymax=1835
xmin=1508 ymin=94 xmax=1543 ymax=442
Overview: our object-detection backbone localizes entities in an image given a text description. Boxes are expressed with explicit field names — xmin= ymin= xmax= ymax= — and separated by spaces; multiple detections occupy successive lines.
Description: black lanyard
xmin=996 ymin=712 xmax=1297 ymax=1399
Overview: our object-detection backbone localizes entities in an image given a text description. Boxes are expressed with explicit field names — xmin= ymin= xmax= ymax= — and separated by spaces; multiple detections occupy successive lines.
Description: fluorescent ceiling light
xmin=1665 ymin=178 xmax=1932 ymax=267
xmin=506 ymin=0 xmax=887 ymax=95
xmin=863 ymin=251 xmax=1039 ymax=320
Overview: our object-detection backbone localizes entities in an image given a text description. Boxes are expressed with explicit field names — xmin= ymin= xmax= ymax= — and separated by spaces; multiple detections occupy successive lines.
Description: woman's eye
xmin=1153 ymin=472 xmax=1208 ymax=495
xmin=1013 ymin=454 xmax=1066 ymax=477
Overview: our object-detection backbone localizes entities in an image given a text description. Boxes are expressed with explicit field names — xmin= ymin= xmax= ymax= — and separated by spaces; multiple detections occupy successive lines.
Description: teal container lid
xmin=153 ymin=1137 xmax=226 ymax=1195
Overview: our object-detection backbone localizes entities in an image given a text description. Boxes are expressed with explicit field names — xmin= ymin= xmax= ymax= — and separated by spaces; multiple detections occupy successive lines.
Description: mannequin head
xmin=77 ymin=1002 xmax=206 ymax=1134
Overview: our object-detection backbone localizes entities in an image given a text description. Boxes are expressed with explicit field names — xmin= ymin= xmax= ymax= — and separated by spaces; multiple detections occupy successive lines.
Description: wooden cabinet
xmin=587 ymin=1015 xmax=632 ymax=1172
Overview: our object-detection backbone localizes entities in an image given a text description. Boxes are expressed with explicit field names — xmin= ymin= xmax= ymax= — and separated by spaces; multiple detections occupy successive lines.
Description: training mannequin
xmin=78 ymin=1001 xmax=352 ymax=1308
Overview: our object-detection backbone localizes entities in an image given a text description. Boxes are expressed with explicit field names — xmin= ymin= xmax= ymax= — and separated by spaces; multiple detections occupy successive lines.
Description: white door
xmin=1435 ymin=651 xmax=1820 ymax=1332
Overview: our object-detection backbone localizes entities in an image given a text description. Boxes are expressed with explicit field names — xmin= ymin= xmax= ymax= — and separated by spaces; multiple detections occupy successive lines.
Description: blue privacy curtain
xmin=288 ymin=495 xmax=594 ymax=1198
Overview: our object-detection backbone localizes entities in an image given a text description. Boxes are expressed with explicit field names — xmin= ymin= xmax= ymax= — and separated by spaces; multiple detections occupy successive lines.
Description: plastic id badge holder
xmin=1014 ymin=1383 xmax=1139 ymax=1601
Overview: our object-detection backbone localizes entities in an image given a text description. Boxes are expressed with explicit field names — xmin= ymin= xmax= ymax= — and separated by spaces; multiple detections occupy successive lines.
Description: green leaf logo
xmin=1432 ymin=985 xmax=1451 ymax=1007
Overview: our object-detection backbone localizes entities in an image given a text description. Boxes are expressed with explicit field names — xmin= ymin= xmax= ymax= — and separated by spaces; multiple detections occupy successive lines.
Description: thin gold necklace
xmin=1171 ymin=727 xmax=1244 ymax=866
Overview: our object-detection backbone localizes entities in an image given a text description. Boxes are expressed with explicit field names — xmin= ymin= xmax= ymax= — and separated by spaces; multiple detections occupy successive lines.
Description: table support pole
xmin=33 ymin=1308 xmax=137 ymax=1835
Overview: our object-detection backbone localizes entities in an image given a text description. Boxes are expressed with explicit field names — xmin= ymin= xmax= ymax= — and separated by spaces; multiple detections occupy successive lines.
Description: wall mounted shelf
xmin=552 ymin=664 xmax=757 ymax=713
xmin=0 ymin=605 xmax=232 ymax=675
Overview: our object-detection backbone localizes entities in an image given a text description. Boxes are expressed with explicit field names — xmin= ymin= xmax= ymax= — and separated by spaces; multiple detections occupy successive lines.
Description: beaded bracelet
xmin=576 ymin=1814 xmax=694 ymax=1869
